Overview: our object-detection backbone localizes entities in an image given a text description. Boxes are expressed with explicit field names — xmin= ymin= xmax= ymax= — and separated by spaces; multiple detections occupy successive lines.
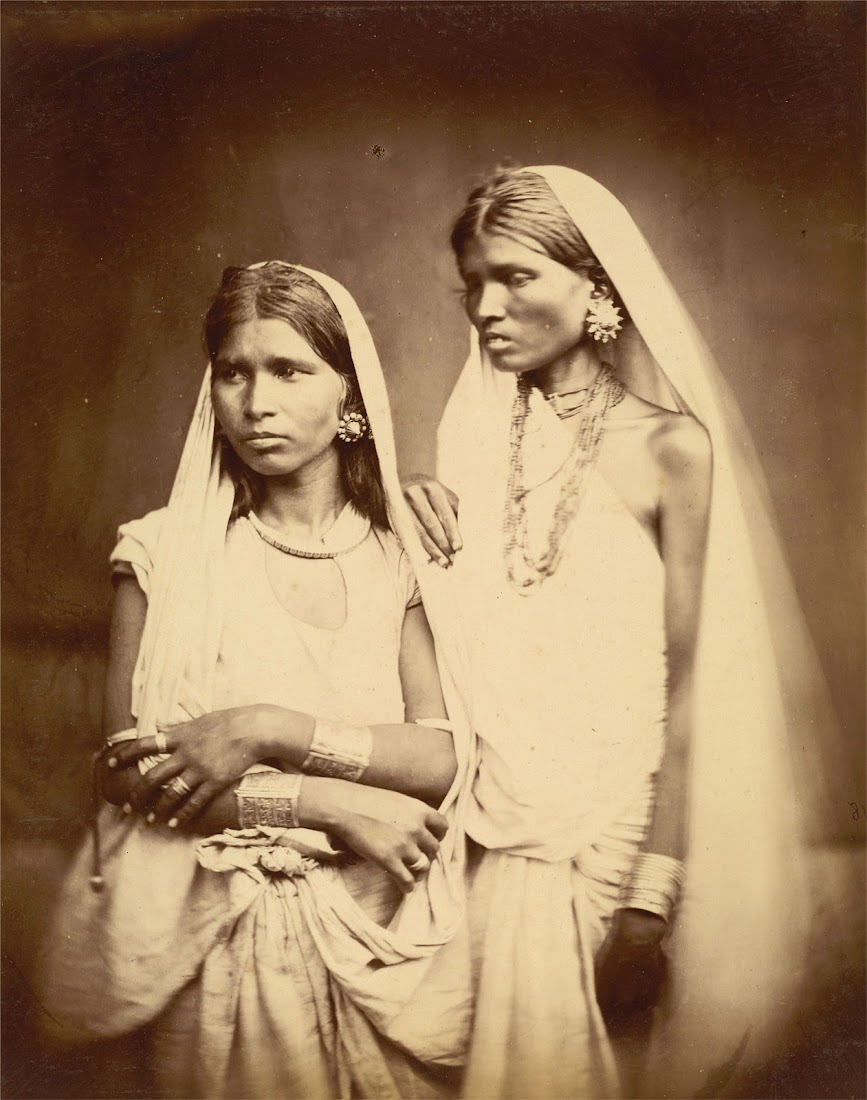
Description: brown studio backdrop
xmin=2 ymin=4 xmax=864 ymax=1098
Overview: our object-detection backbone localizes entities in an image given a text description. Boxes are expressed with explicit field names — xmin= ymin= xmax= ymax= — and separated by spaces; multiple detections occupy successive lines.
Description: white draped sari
xmin=427 ymin=167 xmax=840 ymax=1099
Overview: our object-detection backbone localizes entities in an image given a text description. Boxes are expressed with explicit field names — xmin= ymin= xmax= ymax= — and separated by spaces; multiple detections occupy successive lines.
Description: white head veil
xmin=436 ymin=167 xmax=841 ymax=1095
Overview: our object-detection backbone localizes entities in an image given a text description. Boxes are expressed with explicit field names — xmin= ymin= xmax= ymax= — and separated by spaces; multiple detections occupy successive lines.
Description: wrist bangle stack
xmin=235 ymin=771 xmax=303 ymax=829
xmin=300 ymin=720 xmax=372 ymax=781
xmin=619 ymin=852 xmax=685 ymax=923
xmin=413 ymin=717 xmax=454 ymax=734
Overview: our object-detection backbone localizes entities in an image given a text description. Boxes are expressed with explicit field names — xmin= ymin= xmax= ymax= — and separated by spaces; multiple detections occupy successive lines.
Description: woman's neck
xmin=528 ymin=341 xmax=602 ymax=395
xmin=256 ymin=457 xmax=349 ymax=542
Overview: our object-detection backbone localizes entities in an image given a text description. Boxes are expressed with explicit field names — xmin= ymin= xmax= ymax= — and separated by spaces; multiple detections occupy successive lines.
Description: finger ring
xmin=155 ymin=730 xmax=168 ymax=754
xmin=408 ymin=856 xmax=429 ymax=874
xmin=105 ymin=728 xmax=138 ymax=748
xmin=167 ymin=776 xmax=192 ymax=797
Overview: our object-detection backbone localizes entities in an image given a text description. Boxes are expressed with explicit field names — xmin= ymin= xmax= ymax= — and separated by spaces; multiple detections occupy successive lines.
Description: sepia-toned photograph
xmin=2 ymin=3 xmax=864 ymax=1098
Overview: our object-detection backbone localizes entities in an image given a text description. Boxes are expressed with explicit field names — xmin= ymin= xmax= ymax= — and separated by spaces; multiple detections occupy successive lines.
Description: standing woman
xmin=404 ymin=167 xmax=830 ymax=1098
xmin=38 ymin=262 xmax=472 ymax=1099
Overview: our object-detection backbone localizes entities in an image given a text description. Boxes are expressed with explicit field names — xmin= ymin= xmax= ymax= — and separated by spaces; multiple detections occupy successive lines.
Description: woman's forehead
xmin=459 ymin=231 xmax=559 ymax=273
xmin=215 ymin=317 xmax=325 ymax=366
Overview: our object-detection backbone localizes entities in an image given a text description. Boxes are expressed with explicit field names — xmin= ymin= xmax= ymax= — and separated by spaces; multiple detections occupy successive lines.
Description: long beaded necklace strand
xmin=503 ymin=364 xmax=626 ymax=592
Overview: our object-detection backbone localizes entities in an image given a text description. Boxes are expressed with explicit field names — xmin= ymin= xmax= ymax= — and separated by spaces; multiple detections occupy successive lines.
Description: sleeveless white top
xmin=112 ymin=505 xmax=420 ymax=727
xmin=456 ymin=430 xmax=667 ymax=861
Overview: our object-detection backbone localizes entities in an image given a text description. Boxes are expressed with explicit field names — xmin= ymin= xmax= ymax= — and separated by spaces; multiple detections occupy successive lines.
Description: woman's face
xmin=211 ymin=317 xmax=346 ymax=480
xmin=458 ymin=231 xmax=595 ymax=375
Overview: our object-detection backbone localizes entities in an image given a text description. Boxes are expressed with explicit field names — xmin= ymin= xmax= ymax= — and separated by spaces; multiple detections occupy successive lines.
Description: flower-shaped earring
xmin=336 ymin=411 xmax=370 ymax=443
xmin=586 ymin=296 xmax=623 ymax=343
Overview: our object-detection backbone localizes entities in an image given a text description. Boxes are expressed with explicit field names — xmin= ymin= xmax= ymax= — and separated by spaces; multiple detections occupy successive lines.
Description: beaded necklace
xmin=503 ymin=364 xmax=625 ymax=592
xmin=248 ymin=510 xmax=369 ymax=559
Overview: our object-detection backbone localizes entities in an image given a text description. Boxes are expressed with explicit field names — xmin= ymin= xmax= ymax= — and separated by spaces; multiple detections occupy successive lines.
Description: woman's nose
xmin=474 ymin=282 xmax=507 ymax=323
xmin=243 ymin=374 xmax=278 ymax=418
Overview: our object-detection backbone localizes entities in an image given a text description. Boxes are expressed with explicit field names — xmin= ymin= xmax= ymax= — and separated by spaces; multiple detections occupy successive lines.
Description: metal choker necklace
xmin=504 ymin=364 xmax=626 ymax=592
xmin=543 ymin=364 xmax=616 ymax=419
xmin=247 ymin=509 xmax=369 ymax=559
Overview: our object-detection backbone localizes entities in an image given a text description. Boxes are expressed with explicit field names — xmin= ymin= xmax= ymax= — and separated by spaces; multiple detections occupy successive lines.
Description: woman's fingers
xmin=405 ymin=490 xmax=452 ymax=564
xmin=415 ymin=833 xmax=439 ymax=862
xmin=386 ymin=855 xmax=417 ymax=894
xmin=96 ymin=761 xmax=136 ymax=807
xmin=412 ymin=519 xmax=451 ymax=569
xmin=403 ymin=480 xmax=462 ymax=559
xmin=148 ymin=773 xmax=194 ymax=824
xmin=426 ymin=810 xmax=449 ymax=841
xmin=167 ymin=783 xmax=219 ymax=829
xmin=106 ymin=732 xmax=175 ymax=770
xmin=424 ymin=482 xmax=462 ymax=553
xmin=127 ymin=756 xmax=186 ymax=812
xmin=405 ymin=849 xmax=431 ymax=877
xmin=148 ymin=775 xmax=212 ymax=827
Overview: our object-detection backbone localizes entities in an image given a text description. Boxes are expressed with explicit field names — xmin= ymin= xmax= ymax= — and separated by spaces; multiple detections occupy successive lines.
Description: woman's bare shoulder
xmin=607 ymin=392 xmax=711 ymax=488
xmin=650 ymin=412 xmax=711 ymax=472
xmin=610 ymin=391 xmax=708 ymax=451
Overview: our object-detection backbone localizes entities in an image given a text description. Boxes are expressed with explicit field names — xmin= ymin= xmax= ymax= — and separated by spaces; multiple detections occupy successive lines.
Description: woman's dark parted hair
xmin=450 ymin=168 xmax=627 ymax=317
xmin=204 ymin=262 xmax=389 ymax=530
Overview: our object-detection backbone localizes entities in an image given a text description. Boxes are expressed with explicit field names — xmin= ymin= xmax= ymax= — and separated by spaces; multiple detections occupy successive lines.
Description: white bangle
xmin=300 ymin=720 xmax=372 ymax=781
xmin=104 ymin=727 xmax=138 ymax=749
xmin=413 ymin=717 xmax=454 ymax=734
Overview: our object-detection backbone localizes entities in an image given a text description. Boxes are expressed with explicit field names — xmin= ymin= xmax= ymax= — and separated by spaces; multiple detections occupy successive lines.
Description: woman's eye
xmin=215 ymin=367 xmax=245 ymax=383
xmin=507 ymin=273 xmax=533 ymax=288
xmin=275 ymin=366 xmax=298 ymax=381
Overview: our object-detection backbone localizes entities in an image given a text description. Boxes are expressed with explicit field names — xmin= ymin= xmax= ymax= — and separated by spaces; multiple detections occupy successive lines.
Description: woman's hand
xmin=303 ymin=779 xmax=448 ymax=895
xmin=105 ymin=707 xmax=278 ymax=824
xmin=595 ymin=908 xmax=668 ymax=1032
xmin=402 ymin=476 xmax=461 ymax=567
xmin=97 ymin=744 xmax=240 ymax=834
xmin=95 ymin=749 xmax=137 ymax=809
xmin=179 ymin=786 xmax=239 ymax=836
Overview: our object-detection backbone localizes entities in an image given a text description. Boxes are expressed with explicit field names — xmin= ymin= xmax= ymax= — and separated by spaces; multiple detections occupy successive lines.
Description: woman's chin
xmin=485 ymin=350 xmax=529 ymax=375
xmin=243 ymin=454 xmax=300 ymax=478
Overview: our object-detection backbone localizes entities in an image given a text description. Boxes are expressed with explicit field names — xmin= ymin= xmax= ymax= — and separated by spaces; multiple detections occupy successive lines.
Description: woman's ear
xmin=339 ymin=375 xmax=362 ymax=420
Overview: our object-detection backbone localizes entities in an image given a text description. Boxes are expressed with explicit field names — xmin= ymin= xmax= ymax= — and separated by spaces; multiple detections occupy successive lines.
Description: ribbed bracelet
xmin=235 ymin=771 xmax=303 ymax=829
xmin=619 ymin=852 xmax=685 ymax=923
xmin=300 ymin=720 xmax=372 ymax=781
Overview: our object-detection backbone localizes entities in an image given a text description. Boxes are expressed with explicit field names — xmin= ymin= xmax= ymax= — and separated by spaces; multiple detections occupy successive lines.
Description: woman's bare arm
xmin=103 ymin=575 xmax=147 ymax=737
xmin=98 ymin=575 xmax=147 ymax=807
xmin=644 ymin=415 xmax=712 ymax=858
xmin=596 ymin=415 xmax=711 ymax=1020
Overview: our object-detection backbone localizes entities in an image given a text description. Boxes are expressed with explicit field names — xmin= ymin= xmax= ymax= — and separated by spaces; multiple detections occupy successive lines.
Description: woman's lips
xmin=244 ymin=435 xmax=287 ymax=449
xmin=483 ymin=333 xmax=514 ymax=350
